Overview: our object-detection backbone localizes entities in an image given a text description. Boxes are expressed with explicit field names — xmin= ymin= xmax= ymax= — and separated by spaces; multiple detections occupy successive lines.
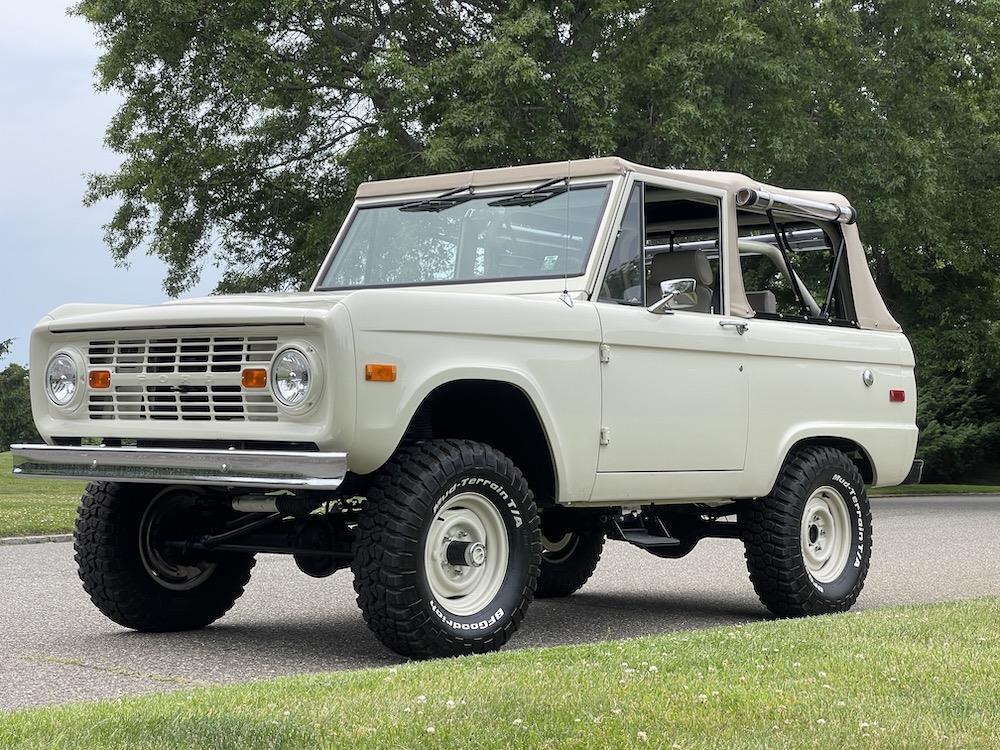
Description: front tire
xmin=740 ymin=446 xmax=872 ymax=617
xmin=352 ymin=440 xmax=541 ymax=658
xmin=75 ymin=482 xmax=255 ymax=632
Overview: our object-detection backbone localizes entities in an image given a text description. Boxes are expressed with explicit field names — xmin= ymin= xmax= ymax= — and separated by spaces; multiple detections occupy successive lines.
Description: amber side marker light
xmin=242 ymin=368 xmax=268 ymax=388
xmin=88 ymin=370 xmax=111 ymax=389
xmin=365 ymin=363 xmax=397 ymax=382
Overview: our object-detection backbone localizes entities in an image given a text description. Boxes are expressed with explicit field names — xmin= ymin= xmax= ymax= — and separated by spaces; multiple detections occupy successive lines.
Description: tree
xmin=0 ymin=358 xmax=40 ymax=451
xmin=77 ymin=1 xmax=1000 ymax=480
xmin=1 ymin=337 xmax=41 ymax=451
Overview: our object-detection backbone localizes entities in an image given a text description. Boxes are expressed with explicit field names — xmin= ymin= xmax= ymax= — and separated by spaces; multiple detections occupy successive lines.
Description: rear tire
xmin=740 ymin=446 xmax=871 ymax=617
xmin=74 ymin=482 xmax=255 ymax=632
xmin=535 ymin=523 xmax=604 ymax=598
xmin=352 ymin=439 xmax=540 ymax=658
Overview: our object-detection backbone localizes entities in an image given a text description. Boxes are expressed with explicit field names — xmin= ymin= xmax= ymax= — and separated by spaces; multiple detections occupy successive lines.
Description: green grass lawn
xmin=0 ymin=453 xmax=84 ymax=538
xmin=2 ymin=598 xmax=997 ymax=749
xmin=869 ymin=482 xmax=1000 ymax=496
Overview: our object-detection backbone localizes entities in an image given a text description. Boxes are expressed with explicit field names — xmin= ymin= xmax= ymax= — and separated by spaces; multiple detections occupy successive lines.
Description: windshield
xmin=316 ymin=183 xmax=611 ymax=290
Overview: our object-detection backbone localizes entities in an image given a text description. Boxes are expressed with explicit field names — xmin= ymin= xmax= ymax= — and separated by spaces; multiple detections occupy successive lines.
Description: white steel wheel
xmin=800 ymin=486 xmax=852 ymax=584
xmin=423 ymin=492 xmax=510 ymax=617
xmin=742 ymin=446 xmax=871 ymax=617
xmin=352 ymin=439 xmax=540 ymax=658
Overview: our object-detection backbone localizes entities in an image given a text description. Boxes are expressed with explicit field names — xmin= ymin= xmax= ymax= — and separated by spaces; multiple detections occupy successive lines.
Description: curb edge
xmin=0 ymin=534 xmax=73 ymax=546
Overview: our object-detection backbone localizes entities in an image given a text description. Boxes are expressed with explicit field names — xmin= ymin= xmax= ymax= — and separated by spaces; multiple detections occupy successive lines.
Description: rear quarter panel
xmin=741 ymin=320 xmax=917 ymax=490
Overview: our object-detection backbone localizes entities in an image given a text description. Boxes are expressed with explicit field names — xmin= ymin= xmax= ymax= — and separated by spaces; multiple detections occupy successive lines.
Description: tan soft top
xmin=355 ymin=157 xmax=749 ymax=198
xmin=354 ymin=157 xmax=899 ymax=332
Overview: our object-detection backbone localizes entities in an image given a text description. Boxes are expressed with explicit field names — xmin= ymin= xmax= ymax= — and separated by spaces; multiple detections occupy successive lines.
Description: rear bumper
xmin=10 ymin=444 xmax=347 ymax=490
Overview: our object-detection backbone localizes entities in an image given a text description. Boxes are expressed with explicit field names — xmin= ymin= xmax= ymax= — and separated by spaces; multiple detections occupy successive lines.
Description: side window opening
xmin=736 ymin=209 xmax=857 ymax=325
xmin=599 ymin=183 xmax=723 ymax=314
xmin=599 ymin=183 xmax=645 ymax=304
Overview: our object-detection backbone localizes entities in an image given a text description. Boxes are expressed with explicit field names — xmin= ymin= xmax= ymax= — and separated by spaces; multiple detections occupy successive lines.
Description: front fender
xmin=342 ymin=291 xmax=603 ymax=503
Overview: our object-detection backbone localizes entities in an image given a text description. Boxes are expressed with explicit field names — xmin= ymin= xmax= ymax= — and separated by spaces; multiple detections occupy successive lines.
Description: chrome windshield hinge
xmin=599 ymin=344 xmax=611 ymax=363
xmin=599 ymin=427 xmax=611 ymax=446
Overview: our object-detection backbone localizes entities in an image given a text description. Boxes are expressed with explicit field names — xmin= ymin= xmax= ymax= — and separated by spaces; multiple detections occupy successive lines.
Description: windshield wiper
xmin=398 ymin=185 xmax=475 ymax=213
xmin=488 ymin=177 xmax=568 ymax=208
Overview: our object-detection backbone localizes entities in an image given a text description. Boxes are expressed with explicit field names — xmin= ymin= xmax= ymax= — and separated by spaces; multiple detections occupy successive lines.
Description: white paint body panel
xmin=341 ymin=290 xmax=602 ymax=502
xmin=596 ymin=308 xmax=749 ymax=472
xmin=26 ymin=163 xmax=918 ymax=506
xmin=589 ymin=312 xmax=916 ymax=503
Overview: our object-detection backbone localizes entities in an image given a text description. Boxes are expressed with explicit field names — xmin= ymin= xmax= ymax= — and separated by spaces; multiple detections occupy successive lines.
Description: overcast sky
xmin=0 ymin=3 xmax=219 ymax=367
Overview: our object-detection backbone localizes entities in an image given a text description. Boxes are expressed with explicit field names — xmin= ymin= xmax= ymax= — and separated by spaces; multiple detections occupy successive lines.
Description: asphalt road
xmin=2 ymin=495 xmax=998 ymax=711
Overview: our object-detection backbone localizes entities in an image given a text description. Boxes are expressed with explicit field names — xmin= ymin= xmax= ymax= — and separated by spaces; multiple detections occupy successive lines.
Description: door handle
xmin=719 ymin=320 xmax=749 ymax=335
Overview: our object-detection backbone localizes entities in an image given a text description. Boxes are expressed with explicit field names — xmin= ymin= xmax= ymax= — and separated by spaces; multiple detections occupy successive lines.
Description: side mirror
xmin=647 ymin=278 xmax=698 ymax=315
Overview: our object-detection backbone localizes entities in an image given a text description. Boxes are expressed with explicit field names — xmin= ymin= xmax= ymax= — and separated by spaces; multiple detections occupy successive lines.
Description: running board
xmin=611 ymin=518 xmax=681 ymax=549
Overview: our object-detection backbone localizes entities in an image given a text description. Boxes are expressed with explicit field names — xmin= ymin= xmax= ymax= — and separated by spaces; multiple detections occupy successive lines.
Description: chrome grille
xmin=87 ymin=335 xmax=279 ymax=374
xmin=86 ymin=333 xmax=282 ymax=422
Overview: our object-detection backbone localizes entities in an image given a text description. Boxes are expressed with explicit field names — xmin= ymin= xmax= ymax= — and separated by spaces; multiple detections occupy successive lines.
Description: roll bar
xmin=736 ymin=187 xmax=857 ymax=225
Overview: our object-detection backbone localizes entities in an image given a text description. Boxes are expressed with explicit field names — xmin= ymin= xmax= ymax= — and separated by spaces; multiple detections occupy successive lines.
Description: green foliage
xmin=76 ymin=1 xmax=1000 ymax=479
xmin=914 ymin=357 xmax=1000 ymax=481
xmin=0 ymin=364 xmax=41 ymax=452
xmin=869 ymin=483 xmax=1000 ymax=496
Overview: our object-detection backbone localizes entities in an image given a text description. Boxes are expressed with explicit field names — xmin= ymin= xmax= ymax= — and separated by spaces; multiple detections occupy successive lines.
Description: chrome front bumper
xmin=10 ymin=444 xmax=347 ymax=490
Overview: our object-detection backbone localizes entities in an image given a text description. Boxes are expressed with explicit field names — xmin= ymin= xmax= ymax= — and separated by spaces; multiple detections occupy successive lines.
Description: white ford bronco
xmin=14 ymin=158 xmax=920 ymax=658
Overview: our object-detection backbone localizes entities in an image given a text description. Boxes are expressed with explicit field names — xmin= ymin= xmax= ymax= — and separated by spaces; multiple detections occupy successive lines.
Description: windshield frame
xmin=312 ymin=179 xmax=614 ymax=292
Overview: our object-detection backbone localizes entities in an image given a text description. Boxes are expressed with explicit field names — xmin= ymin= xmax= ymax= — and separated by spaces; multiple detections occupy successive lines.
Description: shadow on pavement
xmin=91 ymin=588 xmax=767 ymax=671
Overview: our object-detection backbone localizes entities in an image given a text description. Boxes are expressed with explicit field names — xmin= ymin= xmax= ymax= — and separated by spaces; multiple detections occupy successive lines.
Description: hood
xmin=42 ymin=291 xmax=354 ymax=332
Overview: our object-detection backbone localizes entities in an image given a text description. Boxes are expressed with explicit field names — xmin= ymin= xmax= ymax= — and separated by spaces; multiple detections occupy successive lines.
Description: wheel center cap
xmin=445 ymin=539 xmax=487 ymax=567
xmin=466 ymin=542 xmax=487 ymax=567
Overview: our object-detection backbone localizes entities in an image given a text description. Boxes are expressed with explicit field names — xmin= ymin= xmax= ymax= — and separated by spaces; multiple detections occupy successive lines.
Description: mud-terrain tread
xmin=75 ymin=482 xmax=255 ymax=632
xmin=351 ymin=439 xmax=540 ymax=658
xmin=535 ymin=530 xmax=604 ymax=598
xmin=741 ymin=446 xmax=871 ymax=617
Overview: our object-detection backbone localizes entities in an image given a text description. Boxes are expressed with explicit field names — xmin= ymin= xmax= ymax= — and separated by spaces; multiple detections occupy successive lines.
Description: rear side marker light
xmin=365 ymin=364 xmax=397 ymax=382
xmin=88 ymin=370 xmax=111 ymax=389
xmin=889 ymin=389 xmax=906 ymax=403
xmin=242 ymin=368 xmax=268 ymax=388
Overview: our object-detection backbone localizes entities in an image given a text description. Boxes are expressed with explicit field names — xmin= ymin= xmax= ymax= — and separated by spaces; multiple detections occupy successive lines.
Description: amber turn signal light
xmin=242 ymin=368 xmax=268 ymax=388
xmin=365 ymin=363 xmax=397 ymax=382
xmin=88 ymin=370 xmax=111 ymax=389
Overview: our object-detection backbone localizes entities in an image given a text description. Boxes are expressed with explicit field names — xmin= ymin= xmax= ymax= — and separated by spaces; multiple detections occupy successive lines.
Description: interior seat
xmin=645 ymin=250 xmax=714 ymax=312
xmin=746 ymin=290 xmax=777 ymax=314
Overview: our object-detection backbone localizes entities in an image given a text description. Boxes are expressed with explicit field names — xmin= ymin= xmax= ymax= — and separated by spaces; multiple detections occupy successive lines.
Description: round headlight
xmin=271 ymin=348 xmax=312 ymax=407
xmin=46 ymin=353 xmax=79 ymax=406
